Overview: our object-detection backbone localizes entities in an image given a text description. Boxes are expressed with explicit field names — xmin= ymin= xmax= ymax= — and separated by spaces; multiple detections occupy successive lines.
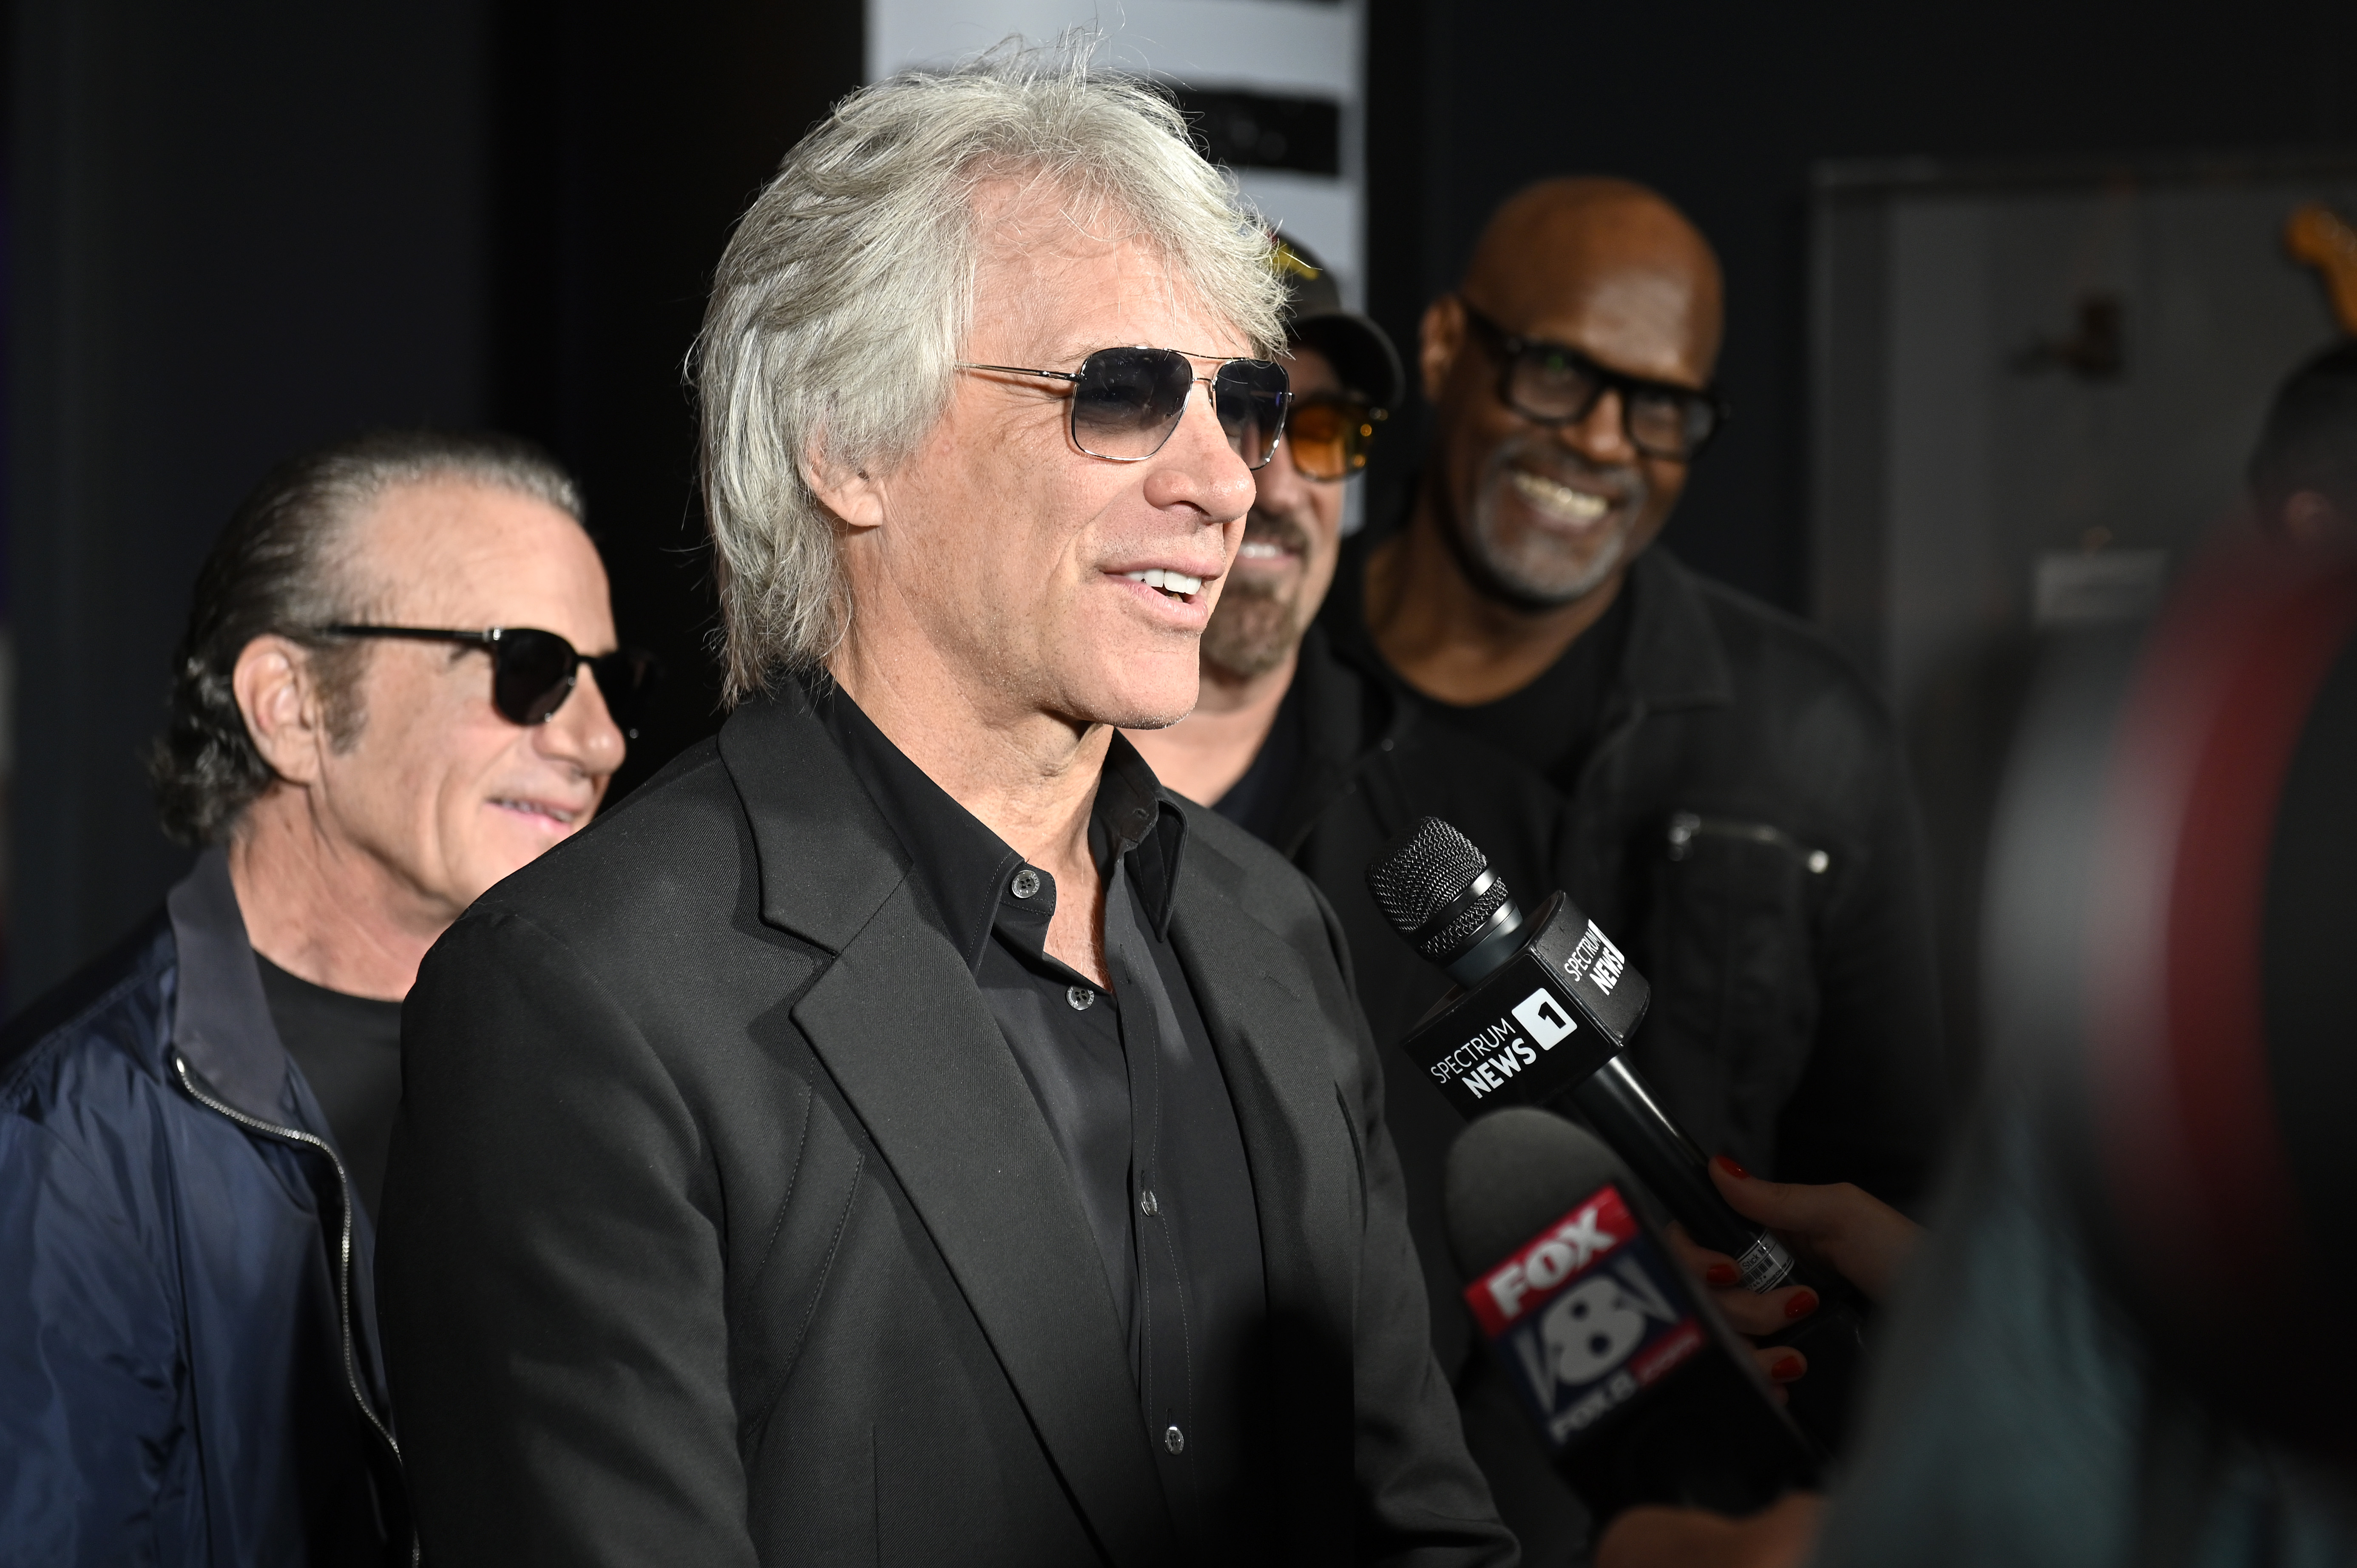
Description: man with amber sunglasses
xmin=1126 ymin=234 xmax=1400 ymax=835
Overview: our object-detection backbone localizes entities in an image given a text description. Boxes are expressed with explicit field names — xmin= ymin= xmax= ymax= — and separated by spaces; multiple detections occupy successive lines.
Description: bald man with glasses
xmin=1314 ymin=177 xmax=1948 ymax=1563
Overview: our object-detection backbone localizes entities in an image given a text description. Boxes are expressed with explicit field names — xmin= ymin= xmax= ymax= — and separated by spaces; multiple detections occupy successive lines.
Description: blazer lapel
xmin=719 ymin=695 xmax=1176 ymax=1567
xmin=1164 ymin=837 xmax=1361 ymax=1350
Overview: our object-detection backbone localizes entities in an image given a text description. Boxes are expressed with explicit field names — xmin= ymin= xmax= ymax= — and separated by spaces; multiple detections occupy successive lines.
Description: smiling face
xmin=1426 ymin=179 xmax=1722 ymax=610
xmin=307 ymin=479 xmax=625 ymax=918
xmin=835 ymin=181 xmax=1259 ymax=733
xmin=1201 ymin=344 xmax=1348 ymax=681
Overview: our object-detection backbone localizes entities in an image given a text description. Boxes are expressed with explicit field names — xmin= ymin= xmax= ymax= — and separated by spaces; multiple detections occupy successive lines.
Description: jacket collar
xmin=806 ymin=680 xmax=1190 ymax=970
xmin=166 ymin=846 xmax=295 ymax=1125
xmin=1610 ymin=546 xmax=1734 ymax=716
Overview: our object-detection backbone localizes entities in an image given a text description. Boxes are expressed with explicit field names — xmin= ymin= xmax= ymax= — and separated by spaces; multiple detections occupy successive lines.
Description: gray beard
xmin=1460 ymin=440 xmax=1648 ymax=609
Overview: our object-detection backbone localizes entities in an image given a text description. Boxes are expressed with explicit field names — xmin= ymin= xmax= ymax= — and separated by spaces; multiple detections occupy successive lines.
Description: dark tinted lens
xmin=1626 ymin=388 xmax=1718 ymax=458
xmin=1213 ymin=359 xmax=1291 ymax=469
xmin=588 ymin=650 xmax=662 ymax=736
xmin=1507 ymin=342 xmax=1604 ymax=423
xmin=492 ymin=628 xmax=579 ymax=725
xmin=1283 ymin=397 xmax=1372 ymax=480
xmin=1071 ymin=347 xmax=1195 ymax=459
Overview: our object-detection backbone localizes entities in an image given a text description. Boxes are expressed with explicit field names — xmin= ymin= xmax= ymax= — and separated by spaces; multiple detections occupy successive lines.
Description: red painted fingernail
xmin=1784 ymin=1289 xmax=1820 ymax=1321
xmin=1705 ymin=1263 xmax=1741 ymax=1287
xmin=1770 ymin=1354 xmax=1804 ymax=1381
xmin=1715 ymin=1156 xmax=1750 ymax=1179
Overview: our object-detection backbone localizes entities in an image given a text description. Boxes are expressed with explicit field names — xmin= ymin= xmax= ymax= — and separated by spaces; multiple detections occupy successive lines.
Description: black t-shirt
xmin=1415 ymin=585 xmax=1634 ymax=792
xmin=1208 ymin=675 xmax=1306 ymax=844
xmin=257 ymin=955 xmax=405 ymax=1221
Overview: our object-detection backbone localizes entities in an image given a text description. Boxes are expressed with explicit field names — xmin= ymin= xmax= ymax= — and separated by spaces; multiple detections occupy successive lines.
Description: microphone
xmin=1366 ymin=817 xmax=1867 ymax=1444
xmin=1366 ymin=818 xmax=1793 ymax=1284
xmin=1446 ymin=1106 xmax=1819 ymax=1517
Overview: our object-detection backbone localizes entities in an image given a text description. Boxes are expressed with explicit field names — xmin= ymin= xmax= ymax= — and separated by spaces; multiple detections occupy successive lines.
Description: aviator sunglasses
xmin=319 ymin=625 xmax=663 ymax=739
xmin=1458 ymin=300 xmax=1728 ymax=462
xmin=956 ymin=346 xmax=1294 ymax=469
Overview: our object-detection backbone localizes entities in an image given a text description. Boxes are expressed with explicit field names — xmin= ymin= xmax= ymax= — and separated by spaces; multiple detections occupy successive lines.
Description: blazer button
xmin=1139 ymin=1189 xmax=1159 ymax=1217
xmin=1010 ymin=867 xmax=1042 ymax=899
xmin=1164 ymin=1425 xmax=1185 ymax=1454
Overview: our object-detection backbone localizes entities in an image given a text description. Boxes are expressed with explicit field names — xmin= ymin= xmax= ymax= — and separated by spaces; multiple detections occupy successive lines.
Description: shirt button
xmin=1009 ymin=867 xmax=1042 ymax=899
xmin=1139 ymin=1189 xmax=1159 ymax=1217
xmin=1164 ymin=1424 xmax=1185 ymax=1454
xmin=1067 ymin=984 xmax=1095 ymax=1011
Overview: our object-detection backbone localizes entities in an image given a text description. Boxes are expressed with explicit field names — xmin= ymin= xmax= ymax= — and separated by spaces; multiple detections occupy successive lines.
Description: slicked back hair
xmin=693 ymin=37 xmax=1287 ymax=703
xmin=149 ymin=429 xmax=585 ymax=846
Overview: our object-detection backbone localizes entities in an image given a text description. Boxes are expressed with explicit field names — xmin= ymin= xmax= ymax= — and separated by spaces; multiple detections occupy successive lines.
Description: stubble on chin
xmin=1198 ymin=584 xmax=1302 ymax=682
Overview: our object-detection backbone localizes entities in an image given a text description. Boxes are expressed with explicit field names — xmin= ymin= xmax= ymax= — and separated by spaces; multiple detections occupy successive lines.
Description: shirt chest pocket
xmin=1633 ymin=812 xmax=1826 ymax=1161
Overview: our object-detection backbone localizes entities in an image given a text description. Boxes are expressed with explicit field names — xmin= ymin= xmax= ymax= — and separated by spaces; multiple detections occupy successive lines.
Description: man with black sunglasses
xmin=0 ymin=429 xmax=636 ymax=1566
xmin=1315 ymin=176 xmax=1948 ymax=1561
xmin=377 ymin=51 xmax=1511 ymax=1568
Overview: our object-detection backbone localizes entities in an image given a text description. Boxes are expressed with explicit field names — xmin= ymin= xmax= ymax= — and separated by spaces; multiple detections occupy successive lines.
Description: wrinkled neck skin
xmin=1366 ymin=480 xmax=1627 ymax=707
xmin=228 ymin=786 xmax=454 ymax=1002
xmin=829 ymin=631 xmax=1113 ymax=987
xmin=1124 ymin=645 xmax=1298 ymax=809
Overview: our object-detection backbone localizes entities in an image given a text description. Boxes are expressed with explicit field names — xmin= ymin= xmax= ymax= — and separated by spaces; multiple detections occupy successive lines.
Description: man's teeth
xmin=1238 ymin=541 xmax=1291 ymax=561
xmin=495 ymin=798 xmax=576 ymax=824
xmin=1508 ymin=470 xmax=1612 ymax=526
xmin=1125 ymin=568 xmax=1204 ymax=597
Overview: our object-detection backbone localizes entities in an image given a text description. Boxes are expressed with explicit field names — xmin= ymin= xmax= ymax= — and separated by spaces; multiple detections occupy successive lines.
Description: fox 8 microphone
xmin=1366 ymin=817 xmax=1868 ymax=1449
xmin=1448 ymin=1107 xmax=1818 ymax=1518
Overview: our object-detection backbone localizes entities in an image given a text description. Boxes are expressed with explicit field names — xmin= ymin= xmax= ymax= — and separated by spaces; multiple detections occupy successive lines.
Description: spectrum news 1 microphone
xmin=1364 ymin=817 xmax=1867 ymax=1446
xmin=1446 ymin=1107 xmax=1818 ymax=1517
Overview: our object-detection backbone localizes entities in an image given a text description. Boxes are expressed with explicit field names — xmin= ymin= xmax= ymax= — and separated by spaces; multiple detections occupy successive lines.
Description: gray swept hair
xmin=693 ymin=37 xmax=1288 ymax=703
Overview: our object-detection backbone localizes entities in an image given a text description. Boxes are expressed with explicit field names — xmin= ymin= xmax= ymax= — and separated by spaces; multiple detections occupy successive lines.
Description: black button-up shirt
xmin=814 ymin=685 xmax=1268 ymax=1547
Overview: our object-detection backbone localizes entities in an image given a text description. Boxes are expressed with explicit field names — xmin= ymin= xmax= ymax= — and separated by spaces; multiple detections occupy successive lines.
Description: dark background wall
xmin=9 ymin=0 xmax=2355 ymax=1005
xmin=1361 ymin=0 xmax=2357 ymax=606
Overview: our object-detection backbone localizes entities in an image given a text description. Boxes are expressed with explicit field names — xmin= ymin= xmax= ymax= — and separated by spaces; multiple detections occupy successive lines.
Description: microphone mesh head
xmin=1365 ymin=817 xmax=1514 ymax=962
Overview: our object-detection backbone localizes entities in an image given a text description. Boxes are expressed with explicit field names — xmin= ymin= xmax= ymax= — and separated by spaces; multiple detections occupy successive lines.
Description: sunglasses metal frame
xmin=1457 ymin=299 xmax=1729 ymax=461
xmin=1282 ymin=393 xmax=1390 ymax=483
xmin=955 ymin=346 xmax=1294 ymax=469
xmin=317 ymin=624 xmax=662 ymax=737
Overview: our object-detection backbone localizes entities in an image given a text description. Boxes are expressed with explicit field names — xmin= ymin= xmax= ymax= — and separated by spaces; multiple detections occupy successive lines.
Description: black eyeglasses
xmin=1282 ymin=393 xmax=1389 ymax=482
xmin=1458 ymin=300 xmax=1728 ymax=461
xmin=320 ymin=625 xmax=663 ymax=738
xmin=956 ymin=346 xmax=1293 ymax=469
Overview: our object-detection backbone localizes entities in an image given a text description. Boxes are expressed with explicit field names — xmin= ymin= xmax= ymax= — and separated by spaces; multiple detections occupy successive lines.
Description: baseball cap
xmin=1269 ymin=234 xmax=1405 ymax=412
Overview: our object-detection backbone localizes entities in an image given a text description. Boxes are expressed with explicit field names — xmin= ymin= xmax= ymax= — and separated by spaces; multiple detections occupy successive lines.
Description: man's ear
xmin=1420 ymin=295 xmax=1466 ymax=406
xmin=803 ymin=439 xmax=889 ymax=533
xmin=232 ymin=634 xmax=328 ymax=787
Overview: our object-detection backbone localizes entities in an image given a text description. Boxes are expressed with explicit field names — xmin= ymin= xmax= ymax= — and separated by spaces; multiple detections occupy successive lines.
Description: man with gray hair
xmin=0 ymin=429 xmax=638 ymax=1565
xmin=378 ymin=48 xmax=1516 ymax=1568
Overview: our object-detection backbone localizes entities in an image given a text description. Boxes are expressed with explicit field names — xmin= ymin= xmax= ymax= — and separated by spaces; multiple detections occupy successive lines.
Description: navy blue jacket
xmin=0 ymin=850 xmax=407 ymax=1565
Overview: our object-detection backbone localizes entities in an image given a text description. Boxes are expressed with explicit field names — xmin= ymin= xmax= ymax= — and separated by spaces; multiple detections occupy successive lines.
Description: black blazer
xmin=377 ymin=689 xmax=1514 ymax=1568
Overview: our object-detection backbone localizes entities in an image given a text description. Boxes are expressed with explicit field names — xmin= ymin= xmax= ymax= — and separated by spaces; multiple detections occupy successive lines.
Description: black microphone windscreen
xmin=1366 ymin=816 xmax=1513 ymax=962
xmin=1445 ymin=1107 xmax=1632 ymax=1280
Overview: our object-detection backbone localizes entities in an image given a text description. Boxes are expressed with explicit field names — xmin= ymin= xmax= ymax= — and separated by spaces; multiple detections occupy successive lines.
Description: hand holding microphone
xmin=1668 ymin=1159 xmax=1922 ymax=1330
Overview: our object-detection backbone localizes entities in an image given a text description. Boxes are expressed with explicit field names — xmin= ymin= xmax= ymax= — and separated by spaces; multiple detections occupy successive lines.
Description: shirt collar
xmin=809 ymin=680 xmax=1190 ymax=974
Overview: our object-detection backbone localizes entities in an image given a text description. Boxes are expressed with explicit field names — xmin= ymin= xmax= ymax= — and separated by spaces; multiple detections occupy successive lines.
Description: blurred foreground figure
xmin=1600 ymin=341 xmax=2357 ymax=1568
xmin=0 ymin=432 xmax=632 ymax=1566
xmin=1608 ymin=535 xmax=2357 ymax=1568
xmin=379 ymin=49 xmax=1512 ymax=1568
